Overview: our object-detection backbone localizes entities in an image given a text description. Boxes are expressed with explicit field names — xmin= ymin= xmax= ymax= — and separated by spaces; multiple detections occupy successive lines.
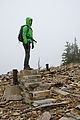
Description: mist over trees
xmin=62 ymin=38 xmax=80 ymax=65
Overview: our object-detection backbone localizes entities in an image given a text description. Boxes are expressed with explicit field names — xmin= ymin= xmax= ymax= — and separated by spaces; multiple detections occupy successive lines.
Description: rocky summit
xmin=0 ymin=63 xmax=80 ymax=120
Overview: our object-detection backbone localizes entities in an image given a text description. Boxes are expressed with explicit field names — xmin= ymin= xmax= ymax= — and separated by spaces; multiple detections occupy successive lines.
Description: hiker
xmin=18 ymin=17 xmax=36 ymax=70
xmin=23 ymin=17 xmax=34 ymax=70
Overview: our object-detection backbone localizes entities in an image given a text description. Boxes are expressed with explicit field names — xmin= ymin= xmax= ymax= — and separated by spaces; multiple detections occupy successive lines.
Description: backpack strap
xmin=26 ymin=25 xmax=29 ymax=34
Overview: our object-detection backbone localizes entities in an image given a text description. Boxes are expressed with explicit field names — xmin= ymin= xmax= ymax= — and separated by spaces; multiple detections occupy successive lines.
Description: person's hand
xmin=32 ymin=43 xmax=34 ymax=49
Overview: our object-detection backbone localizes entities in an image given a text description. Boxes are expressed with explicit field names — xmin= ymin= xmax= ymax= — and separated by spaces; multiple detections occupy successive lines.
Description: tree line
xmin=62 ymin=38 xmax=80 ymax=65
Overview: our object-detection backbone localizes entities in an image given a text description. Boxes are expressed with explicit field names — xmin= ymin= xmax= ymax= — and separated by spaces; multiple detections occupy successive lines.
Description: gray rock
xmin=23 ymin=75 xmax=41 ymax=80
xmin=30 ymin=90 xmax=51 ymax=100
xmin=59 ymin=117 xmax=76 ymax=120
xmin=22 ymin=78 xmax=41 ymax=83
xmin=24 ymin=93 xmax=31 ymax=104
xmin=2 ymin=114 xmax=9 ymax=119
xmin=12 ymin=112 xmax=20 ymax=116
xmin=33 ymin=98 xmax=56 ymax=106
xmin=53 ymin=88 xmax=69 ymax=96
xmin=19 ymin=70 xmax=39 ymax=76
xmin=75 ymin=105 xmax=80 ymax=111
xmin=34 ymin=101 xmax=68 ymax=111
xmin=24 ymin=82 xmax=40 ymax=90
xmin=66 ymin=112 xmax=80 ymax=120
xmin=0 ymin=79 xmax=2 ymax=82
xmin=37 ymin=112 xmax=51 ymax=120
xmin=3 ymin=85 xmax=23 ymax=101
xmin=61 ymin=86 xmax=68 ymax=91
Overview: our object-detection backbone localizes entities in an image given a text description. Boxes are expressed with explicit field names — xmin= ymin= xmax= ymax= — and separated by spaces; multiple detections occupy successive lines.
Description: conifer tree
xmin=62 ymin=38 xmax=80 ymax=65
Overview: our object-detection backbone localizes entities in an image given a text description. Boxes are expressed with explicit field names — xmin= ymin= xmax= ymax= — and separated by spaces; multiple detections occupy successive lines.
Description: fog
xmin=0 ymin=0 xmax=80 ymax=74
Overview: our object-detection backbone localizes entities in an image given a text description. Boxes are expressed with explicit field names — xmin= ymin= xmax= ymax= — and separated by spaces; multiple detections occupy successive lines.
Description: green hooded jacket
xmin=23 ymin=17 xmax=33 ymax=44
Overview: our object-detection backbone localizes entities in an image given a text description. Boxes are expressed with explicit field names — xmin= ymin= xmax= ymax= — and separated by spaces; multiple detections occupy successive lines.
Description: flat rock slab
xmin=19 ymin=70 xmax=39 ymax=76
xmin=75 ymin=105 xmax=80 ymax=111
xmin=3 ymin=85 xmax=23 ymax=101
xmin=37 ymin=112 xmax=51 ymax=120
xmin=33 ymin=98 xmax=56 ymax=106
xmin=23 ymin=75 xmax=41 ymax=80
xmin=71 ymin=107 xmax=80 ymax=115
xmin=54 ymin=88 xmax=69 ymax=96
xmin=21 ymin=78 xmax=41 ymax=84
xmin=35 ymin=83 xmax=56 ymax=91
xmin=24 ymin=82 xmax=41 ymax=90
xmin=59 ymin=117 xmax=76 ymax=120
xmin=66 ymin=112 xmax=80 ymax=120
xmin=71 ymin=94 xmax=80 ymax=97
xmin=24 ymin=82 xmax=55 ymax=91
xmin=45 ymin=83 xmax=56 ymax=88
xmin=34 ymin=101 xmax=69 ymax=111
xmin=30 ymin=90 xmax=51 ymax=100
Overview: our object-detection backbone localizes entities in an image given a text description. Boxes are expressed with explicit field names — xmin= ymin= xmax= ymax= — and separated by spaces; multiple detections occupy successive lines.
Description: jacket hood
xmin=26 ymin=17 xmax=32 ymax=27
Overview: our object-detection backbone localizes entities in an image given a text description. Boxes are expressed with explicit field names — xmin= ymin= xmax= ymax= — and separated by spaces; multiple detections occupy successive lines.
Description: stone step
xmin=22 ymin=78 xmax=41 ymax=84
xmin=24 ymin=82 xmax=56 ymax=91
xmin=59 ymin=117 xmax=76 ymax=120
xmin=24 ymin=82 xmax=41 ymax=90
xmin=52 ymin=88 xmax=70 ymax=96
xmin=32 ymin=98 xmax=56 ymax=107
xmin=34 ymin=101 xmax=69 ymax=111
xmin=23 ymin=75 xmax=41 ymax=80
xmin=19 ymin=70 xmax=39 ymax=76
xmin=30 ymin=90 xmax=51 ymax=100
xmin=34 ymin=83 xmax=56 ymax=91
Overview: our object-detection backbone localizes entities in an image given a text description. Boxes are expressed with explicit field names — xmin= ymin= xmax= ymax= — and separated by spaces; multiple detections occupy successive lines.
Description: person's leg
xmin=26 ymin=45 xmax=30 ymax=66
xmin=23 ymin=43 xmax=30 ymax=69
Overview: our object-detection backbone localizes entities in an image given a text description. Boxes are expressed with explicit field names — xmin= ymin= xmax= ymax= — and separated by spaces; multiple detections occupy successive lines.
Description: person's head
xmin=29 ymin=19 xmax=32 ymax=25
xmin=26 ymin=17 xmax=33 ymax=27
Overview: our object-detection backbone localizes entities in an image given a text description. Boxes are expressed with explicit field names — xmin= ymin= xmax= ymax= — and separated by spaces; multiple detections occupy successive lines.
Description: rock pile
xmin=0 ymin=63 xmax=80 ymax=119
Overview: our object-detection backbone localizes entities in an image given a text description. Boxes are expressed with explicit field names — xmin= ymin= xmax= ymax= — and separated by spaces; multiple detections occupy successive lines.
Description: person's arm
xmin=31 ymin=29 xmax=34 ymax=49
xmin=27 ymin=28 xmax=34 ymax=44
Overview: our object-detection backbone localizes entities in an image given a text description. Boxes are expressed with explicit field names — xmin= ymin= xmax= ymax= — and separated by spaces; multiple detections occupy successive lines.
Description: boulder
xmin=37 ymin=112 xmax=51 ymax=120
xmin=23 ymin=93 xmax=31 ymax=104
xmin=3 ymin=85 xmax=23 ymax=101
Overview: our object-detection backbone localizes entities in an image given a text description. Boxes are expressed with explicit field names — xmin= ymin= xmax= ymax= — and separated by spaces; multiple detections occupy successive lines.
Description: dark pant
xmin=23 ymin=42 xmax=30 ymax=69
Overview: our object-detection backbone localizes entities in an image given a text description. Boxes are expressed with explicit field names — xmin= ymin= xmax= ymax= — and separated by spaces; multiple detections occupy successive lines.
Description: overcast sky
xmin=0 ymin=0 xmax=80 ymax=74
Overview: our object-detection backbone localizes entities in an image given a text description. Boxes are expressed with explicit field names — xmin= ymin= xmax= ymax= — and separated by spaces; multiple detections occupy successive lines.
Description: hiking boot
xmin=24 ymin=65 xmax=33 ymax=70
xmin=27 ymin=65 xmax=33 ymax=70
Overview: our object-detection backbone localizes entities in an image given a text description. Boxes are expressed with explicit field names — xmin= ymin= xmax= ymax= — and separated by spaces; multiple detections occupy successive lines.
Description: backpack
xmin=18 ymin=25 xmax=29 ymax=42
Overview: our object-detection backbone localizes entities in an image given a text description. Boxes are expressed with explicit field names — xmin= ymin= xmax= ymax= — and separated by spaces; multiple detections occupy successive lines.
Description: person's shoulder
xmin=23 ymin=25 xmax=28 ymax=31
xmin=23 ymin=25 xmax=28 ymax=29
